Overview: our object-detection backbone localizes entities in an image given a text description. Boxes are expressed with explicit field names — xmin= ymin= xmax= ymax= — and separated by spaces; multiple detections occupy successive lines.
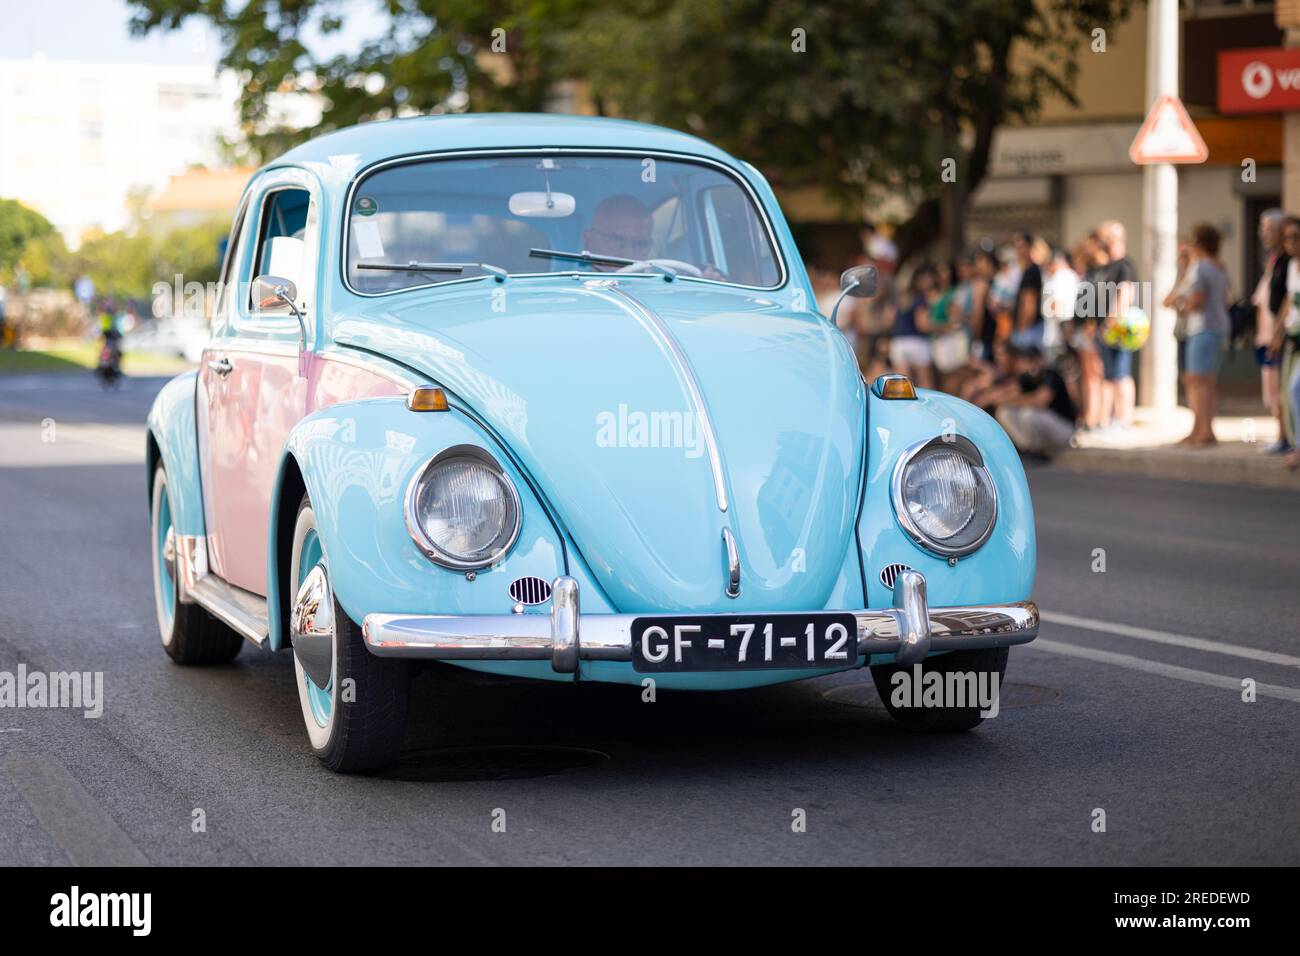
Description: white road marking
xmin=0 ymin=421 xmax=143 ymax=466
xmin=1033 ymin=639 xmax=1300 ymax=703
xmin=1041 ymin=610 xmax=1300 ymax=669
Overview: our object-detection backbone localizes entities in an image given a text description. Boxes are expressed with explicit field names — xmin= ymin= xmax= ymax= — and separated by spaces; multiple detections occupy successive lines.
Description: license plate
xmin=631 ymin=613 xmax=858 ymax=672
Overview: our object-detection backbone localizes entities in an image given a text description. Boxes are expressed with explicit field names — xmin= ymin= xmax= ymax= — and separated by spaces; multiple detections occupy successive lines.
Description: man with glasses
xmin=582 ymin=194 xmax=655 ymax=268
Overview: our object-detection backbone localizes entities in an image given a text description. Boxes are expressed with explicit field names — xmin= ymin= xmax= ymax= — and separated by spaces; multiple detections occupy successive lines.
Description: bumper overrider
xmin=360 ymin=569 xmax=1038 ymax=674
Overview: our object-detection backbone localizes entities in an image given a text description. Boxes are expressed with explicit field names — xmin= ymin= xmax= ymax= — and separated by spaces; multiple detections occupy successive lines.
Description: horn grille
xmin=508 ymin=575 xmax=552 ymax=606
xmin=879 ymin=563 xmax=914 ymax=590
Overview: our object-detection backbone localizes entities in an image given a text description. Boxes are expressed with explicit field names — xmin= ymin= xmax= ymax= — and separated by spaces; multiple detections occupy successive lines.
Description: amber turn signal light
xmin=406 ymin=386 xmax=449 ymax=412
xmin=871 ymin=374 xmax=917 ymax=400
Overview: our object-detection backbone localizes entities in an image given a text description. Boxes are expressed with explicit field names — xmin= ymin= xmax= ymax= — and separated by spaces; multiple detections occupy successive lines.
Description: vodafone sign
xmin=1219 ymin=47 xmax=1300 ymax=114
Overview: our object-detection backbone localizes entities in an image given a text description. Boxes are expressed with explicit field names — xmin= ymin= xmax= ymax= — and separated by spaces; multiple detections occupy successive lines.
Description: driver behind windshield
xmin=581 ymin=194 xmax=654 ymax=269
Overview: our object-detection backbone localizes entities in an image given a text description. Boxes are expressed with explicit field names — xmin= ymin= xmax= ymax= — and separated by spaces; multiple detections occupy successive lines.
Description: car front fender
xmin=146 ymin=371 xmax=205 ymax=536
xmin=859 ymin=389 xmax=1036 ymax=608
xmin=266 ymin=397 xmax=569 ymax=652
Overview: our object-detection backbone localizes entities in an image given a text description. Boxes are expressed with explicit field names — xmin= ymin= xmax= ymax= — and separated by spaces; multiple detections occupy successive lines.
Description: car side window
xmin=249 ymin=187 xmax=313 ymax=314
xmin=699 ymin=185 xmax=778 ymax=286
xmin=213 ymin=201 xmax=249 ymax=331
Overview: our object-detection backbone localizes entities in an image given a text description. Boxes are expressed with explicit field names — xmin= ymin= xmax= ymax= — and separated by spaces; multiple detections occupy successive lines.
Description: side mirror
xmin=252 ymin=275 xmax=298 ymax=315
xmin=828 ymin=264 xmax=879 ymax=328
xmin=252 ymin=274 xmax=308 ymax=357
xmin=840 ymin=264 xmax=878 ymax=298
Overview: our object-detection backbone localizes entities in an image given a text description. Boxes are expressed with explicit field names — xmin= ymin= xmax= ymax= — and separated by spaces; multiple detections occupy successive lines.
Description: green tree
xmin=0 ymin=199 xmax=58 ymax=279
xmin=129 ymin=0 xmax=586 ymax=162
xmin=68 ymin=229 xmax=158 ymax=302
xmin=15 ymin=232 xmax=73 ymax=289
xmin=128 ymin=0 xmax=1131 ymax=261
xmin=153 ymin=217 xmax=230 ymax=290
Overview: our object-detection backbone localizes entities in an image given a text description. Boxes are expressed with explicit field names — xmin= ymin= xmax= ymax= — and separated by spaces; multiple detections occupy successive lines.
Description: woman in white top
xmin=1269 ymin=217 xmax=1300 ymax=468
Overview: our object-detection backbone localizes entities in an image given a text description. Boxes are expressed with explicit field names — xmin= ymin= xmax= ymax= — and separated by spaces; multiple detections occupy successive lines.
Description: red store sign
xmin=1219 ymin=47 xmax=1300 ymax=114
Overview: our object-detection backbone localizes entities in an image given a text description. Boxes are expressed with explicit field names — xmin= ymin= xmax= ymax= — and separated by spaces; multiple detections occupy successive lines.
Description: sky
xmin=0 ymin=0 xmax=387 ymax=66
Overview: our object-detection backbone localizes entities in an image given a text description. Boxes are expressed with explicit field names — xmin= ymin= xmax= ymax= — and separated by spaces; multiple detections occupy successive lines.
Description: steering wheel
xmin=616 ymin=258 xmax=705 ymax=278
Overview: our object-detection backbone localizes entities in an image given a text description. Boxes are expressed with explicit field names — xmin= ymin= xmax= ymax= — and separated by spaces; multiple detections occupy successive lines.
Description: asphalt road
xmin=0 ymin=371 xmax=1297 ymax=866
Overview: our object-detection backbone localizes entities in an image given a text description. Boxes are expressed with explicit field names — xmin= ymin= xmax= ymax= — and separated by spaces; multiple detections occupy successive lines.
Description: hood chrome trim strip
xmin=722 ymin=527 xmax=741 ymax=598
xmin=588 ymin=281 xmax=730 ymax=514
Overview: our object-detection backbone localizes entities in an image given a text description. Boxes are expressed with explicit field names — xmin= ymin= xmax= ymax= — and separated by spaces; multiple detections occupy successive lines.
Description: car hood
xmin=336 ymin=279 xmax=865 ymax=613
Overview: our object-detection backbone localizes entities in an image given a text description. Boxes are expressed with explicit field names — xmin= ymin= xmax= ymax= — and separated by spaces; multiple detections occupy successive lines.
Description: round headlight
xmin=891 ymin=436 xmax=997 ymax=558
xmin=405 ymin=447 xmax=521 ymax=569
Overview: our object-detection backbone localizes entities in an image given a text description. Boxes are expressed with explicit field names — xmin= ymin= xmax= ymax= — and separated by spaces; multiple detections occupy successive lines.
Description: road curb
xmin=1054 ymin=446 xmax=1300 ymax=489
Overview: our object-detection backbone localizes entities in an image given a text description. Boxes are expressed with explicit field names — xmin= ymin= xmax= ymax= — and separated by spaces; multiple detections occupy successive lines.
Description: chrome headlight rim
xmin=890 ymin=434 xmax=998 ymax=560
xmin=403 ymin=444 xmax=522 ymax=571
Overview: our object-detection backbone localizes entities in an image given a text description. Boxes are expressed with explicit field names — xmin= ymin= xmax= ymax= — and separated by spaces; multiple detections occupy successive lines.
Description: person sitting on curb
xmin=993 ymin=346 xmax=1078 ymax=461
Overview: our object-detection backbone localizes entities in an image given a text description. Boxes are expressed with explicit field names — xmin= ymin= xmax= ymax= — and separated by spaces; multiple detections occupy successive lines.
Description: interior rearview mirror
xmin=508 ymin=191 xmax=576 ymax=218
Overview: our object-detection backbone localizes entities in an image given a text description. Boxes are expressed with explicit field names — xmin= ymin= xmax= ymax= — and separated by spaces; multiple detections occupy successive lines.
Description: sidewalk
xmin=1054 ymin=402 xmax=1300 ymax=489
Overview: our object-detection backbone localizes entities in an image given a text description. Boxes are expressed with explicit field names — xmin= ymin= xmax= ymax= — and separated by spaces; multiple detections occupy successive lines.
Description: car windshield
xmin=345 ymin=153 xmax=783 ymax=293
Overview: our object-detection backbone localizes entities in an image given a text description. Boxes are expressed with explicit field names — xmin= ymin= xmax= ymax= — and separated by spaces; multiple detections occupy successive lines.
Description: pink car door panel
xmin=201 ymin=178 xmax=319 ymax=595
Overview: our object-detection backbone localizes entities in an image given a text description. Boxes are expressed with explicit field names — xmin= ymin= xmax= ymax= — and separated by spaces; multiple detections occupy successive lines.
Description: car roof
xmin=272 ymin=113 xmax=738 ymax=172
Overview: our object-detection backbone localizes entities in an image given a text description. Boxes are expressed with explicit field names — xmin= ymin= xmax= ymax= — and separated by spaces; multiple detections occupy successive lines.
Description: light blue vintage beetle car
xmin=146 ymin=114 xmax=1039 ymax=772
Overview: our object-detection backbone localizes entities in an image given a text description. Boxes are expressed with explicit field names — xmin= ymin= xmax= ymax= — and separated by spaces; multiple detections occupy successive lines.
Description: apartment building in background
xmin=971 ymin=0 xmax=1287 ymax=299
xmin=0 ymin=56 xmax=242 ymax=246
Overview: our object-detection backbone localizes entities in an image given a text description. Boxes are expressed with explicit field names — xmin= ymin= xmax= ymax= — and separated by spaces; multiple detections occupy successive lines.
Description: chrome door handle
xmin=207 ymin=357 xmax=232 ymax=378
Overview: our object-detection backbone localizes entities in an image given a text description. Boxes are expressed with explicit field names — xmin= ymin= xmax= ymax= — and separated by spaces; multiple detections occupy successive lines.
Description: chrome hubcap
xmin=290 ymin=564 xmax=334 ymax=689
xmin=162 ymin=526 xmax=176 ymax=574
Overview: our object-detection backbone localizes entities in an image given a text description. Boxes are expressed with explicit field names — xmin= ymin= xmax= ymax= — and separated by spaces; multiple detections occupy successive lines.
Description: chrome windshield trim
xmin=586 ymin=281 xmax=730 ymax=514
xmin=340 ymin=147 xmax=789 ymax=299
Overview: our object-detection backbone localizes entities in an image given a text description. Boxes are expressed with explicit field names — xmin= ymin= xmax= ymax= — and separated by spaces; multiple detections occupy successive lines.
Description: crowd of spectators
xmin=816 ymin=216 xmax=1251 ymax=461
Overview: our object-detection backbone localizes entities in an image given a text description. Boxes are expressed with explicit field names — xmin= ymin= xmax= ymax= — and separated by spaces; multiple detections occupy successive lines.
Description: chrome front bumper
xmin=361 ymin=570 xmax=1038 ymax=674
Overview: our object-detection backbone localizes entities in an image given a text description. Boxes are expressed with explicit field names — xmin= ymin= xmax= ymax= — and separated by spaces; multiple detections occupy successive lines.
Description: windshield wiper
xmin=528 ymin=247 xmax=676 ymax=280
xmin=530 ymin=247 xmax=631 ymax=267
xmin=356 ymin=261 xmax=508 ymax=282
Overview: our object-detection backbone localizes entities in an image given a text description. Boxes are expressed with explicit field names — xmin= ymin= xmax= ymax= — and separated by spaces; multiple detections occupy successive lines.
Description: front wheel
xmin=290 ymin=494 xmax=409 ymax=773
xmin=871 ymin=646 xmax=1009 ymax=732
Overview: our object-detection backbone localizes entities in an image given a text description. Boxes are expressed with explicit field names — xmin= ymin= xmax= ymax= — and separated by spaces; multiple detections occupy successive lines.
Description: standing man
xmin=1253 ymin=209 xmax=1290 ymax=454
xmin=1010 ymin=232 xmax=1044 ymax=349
xmin=1095 ymin=220 xmax=1140 ymax=429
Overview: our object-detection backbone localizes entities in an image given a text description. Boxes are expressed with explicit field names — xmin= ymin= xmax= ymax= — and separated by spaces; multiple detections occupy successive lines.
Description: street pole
xmin=1279 ymin=7 xmax=1300 ymax=212
xmin=1141 ymin=0 xmax=1179 ymax=410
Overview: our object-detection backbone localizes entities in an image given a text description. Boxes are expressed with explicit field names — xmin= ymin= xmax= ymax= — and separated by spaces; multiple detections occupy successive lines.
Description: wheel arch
xmin=145 ymin=371 xmax=206 ymax=537
xmin=265 ymin=397 xmax=571 ymax=653
xmin=267 ymin=450 xmax=307 ymax=653
xmin=145 ymin=430 xmax=162 ymax=505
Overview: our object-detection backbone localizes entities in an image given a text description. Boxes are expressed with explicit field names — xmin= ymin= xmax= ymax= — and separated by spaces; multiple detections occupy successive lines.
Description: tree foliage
xmin=127 ymin=0 xmax=1132 ymax=260
xmin=0 ymin=199 xmax=58 ymax=279
xmin=2 ymin=208 xmax=227 ymax=303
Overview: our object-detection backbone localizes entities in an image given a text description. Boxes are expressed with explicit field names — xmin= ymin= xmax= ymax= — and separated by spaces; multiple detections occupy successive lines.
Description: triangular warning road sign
xmin=1129 ymin=94 xmax=1208 ymax=165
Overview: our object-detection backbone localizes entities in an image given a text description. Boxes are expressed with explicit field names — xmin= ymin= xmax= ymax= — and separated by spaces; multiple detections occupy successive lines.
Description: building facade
xmin=0 ymin=56 xmax=242 ymax=246
xmin=970 ymin=1 xmax=1286 ymax=298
